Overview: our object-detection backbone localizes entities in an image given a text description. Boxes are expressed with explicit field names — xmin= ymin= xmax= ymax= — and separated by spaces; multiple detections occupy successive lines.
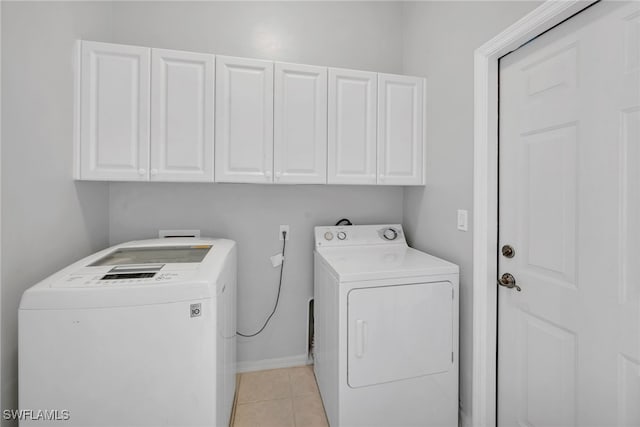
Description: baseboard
xmin=460 ymin=409 xmax=471 ymax=427
xmin=237 ymin=354 xmax=311 ymax=373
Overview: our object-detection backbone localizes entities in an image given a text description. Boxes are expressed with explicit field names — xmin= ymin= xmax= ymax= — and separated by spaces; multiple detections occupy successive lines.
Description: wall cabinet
xmin=151 ymin=49 xmax=215 ymax=182
xmin=274 ymin=63 xmax=327 ymax=184
xmin=76 ymin=41 xmax=426 ymax=186
xmin=215 ymin=56 xmax=274 ymax=184
xmin=377 ymin=74 xmax=425 ymax=185
xmin=327 ymin=70 xmax=425 ymax=186
xmin=78 ymin=41 xmax=150 ymax=181
xmin=76 ymin=41 xmax=215 ymax=182
xmin=327 ymin=68 xmax=378 ymax=185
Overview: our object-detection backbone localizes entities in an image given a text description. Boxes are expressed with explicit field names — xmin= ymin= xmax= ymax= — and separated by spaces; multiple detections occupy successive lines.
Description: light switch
xmin=457 ymin=210 xmax=468 ymax=232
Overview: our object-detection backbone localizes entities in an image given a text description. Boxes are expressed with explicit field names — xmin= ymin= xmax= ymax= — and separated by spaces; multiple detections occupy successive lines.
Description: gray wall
xmin=401 ymin=1 xmax=541 ymax=420
xmin=108 ymin=1 xmax=406 ymax=367
xmin=109 ymin=183 xmax=403 ymax=365
xmin=1 ymin=1 xmax=112 ymax=415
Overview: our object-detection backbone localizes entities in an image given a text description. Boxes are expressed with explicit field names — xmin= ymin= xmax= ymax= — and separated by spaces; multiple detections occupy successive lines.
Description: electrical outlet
xmin=279 ymin=225 xmax=290 ymax=240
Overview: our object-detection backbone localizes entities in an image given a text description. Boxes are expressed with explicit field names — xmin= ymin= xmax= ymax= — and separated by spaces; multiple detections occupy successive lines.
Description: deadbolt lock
xmin=501 ymin=245 xmax=515 ymax=258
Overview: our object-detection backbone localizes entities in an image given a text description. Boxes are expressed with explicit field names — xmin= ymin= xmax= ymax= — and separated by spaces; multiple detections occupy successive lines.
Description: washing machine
xmin=313 ymin=224 xmax=459 ymax=427
xmin=19 ymin=238 xmax=237 ymax=427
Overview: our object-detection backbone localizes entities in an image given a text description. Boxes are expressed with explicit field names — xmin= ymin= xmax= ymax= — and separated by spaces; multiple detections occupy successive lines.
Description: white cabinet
xmin=215 ymin=56 xmax=274 ymax=183
xmin=327 ymin=68 xmax=378 ymax=185
xmin=377 ymin=74 xmax=425 ymax=185
xmin=77 ymin=42 xmax=215 ymax=182
xmin=76 ymin=41 xmax=426 ymax=186
xmin=150 ymin=49 xmax=215 ymax=182
xmin=78 ymin=41 xmax=150 ymax=181
xmin=274 ymin=63 xmax=327 ymax=184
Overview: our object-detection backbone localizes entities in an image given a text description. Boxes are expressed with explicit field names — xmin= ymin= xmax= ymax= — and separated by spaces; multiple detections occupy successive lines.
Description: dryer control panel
xmin=314 ymin=224 xmax=406 ymax=248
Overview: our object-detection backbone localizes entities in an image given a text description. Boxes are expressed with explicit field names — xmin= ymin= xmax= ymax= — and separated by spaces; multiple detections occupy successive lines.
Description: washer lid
xmin=316 ymin=245 xmax=458 ymax=282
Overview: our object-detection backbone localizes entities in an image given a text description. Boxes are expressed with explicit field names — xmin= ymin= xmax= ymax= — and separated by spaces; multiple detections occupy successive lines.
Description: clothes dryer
xmin=314 ymin=225 xmax=459 ymax=427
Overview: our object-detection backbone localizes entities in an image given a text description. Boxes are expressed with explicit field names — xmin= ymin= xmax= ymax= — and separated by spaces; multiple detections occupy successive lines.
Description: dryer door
xmin=347 ymin=281 xmax=453 ymax=388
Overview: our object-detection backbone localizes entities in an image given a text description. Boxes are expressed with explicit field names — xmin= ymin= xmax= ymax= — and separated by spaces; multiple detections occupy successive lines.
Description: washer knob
xmin=383 ymin=228 xmax=398 ymax=241
xmin=337 ymin=231 xmax=347 ymax=240
xmin=324 ymin=232 xmax=334 ymax=241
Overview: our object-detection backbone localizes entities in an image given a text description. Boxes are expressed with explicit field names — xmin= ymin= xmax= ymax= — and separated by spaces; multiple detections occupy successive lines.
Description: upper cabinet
xmin=377 ymin=74 xmax=425 ymax=186
xmin=327 ymin=68 xmax=378 ymax=185
xmin=76 ymin=41 xmax=215 ymax=182
xmin=215 ymin=56 xmax=274 ymax=184
xmin=78 ymin=41 xmax=150 ymax=181
xmin=274 ymin=63 xmax=327 ymax=184
xmin=150 ymin=49 xmax=215 ymax=182
xmin=76 ymin=41 xmax=426 ymax=186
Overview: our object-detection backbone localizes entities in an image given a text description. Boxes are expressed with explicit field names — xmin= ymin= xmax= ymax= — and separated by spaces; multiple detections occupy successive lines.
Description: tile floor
xmin=231 ymin=365 xmax=329 ymax=427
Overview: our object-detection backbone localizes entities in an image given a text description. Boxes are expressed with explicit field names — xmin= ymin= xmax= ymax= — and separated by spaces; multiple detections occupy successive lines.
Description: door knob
xmin=497 ymin=273 xmax=521 ymax=292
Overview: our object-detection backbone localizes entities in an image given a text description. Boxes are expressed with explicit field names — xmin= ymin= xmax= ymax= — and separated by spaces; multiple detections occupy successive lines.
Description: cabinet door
xmin=150 ymin=49 xmax=214 ymax=182
xmin=80 ymin=41 xmax=150 ymax=181
xmin=327 ymin=68 xmax=377 ymax=185
xmin=377 ymin=74 xmax=425 ymax=185
xmin=215 ymin=56 xmax=274 ymax=183
xmin=274 ymin=63 xmax=327 ymax=184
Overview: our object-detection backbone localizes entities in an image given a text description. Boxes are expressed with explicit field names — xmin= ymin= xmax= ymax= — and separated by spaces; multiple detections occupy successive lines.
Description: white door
xmin=215 ymin=56 xmax=274 ymax=183
xmin=498 ymin=2 xmax=640 ymax=426
xmin=347 ymin=282 xmax=453 ymax=388
xmin=80 ymin=41 xmax=150 ymax=181
xmin=327 ymin=68 xmax=377 ymax=185
xmin=377 ymin=74 xmax=425 ymax=186
xmin=274 ymin=62 xmax=327 ymax=184
xmin=150 ymin=49 xmax=214 ymax=182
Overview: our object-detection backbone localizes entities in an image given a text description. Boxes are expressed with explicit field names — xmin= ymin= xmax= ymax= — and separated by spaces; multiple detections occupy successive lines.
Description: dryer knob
xmin=337 ymin=231 xmax=347 ymax=240
xmin=324 ymin=232 xmax=334 ymax=241
xmin=383 ymin=228 xmax=398 ymax=241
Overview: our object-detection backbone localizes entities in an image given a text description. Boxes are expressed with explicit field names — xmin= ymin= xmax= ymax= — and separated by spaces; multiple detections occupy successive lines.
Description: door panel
xmin=347 ymin=282 xmax=452 ymax=388
xmin=327 ymin=68 xmax=377 ymax=184
xmin=517 ymin=311 xmax=577 ymax=427
xmin=150 ymin=49 xmax=214 ymax=182
xmin=620 ymin=108 xmax=640 ymax=304
xmin=215 ymin=56 xmax=273 ymax=183
xmin=519 ymin=124 xmax=577 ymax=288
xmin=377 ymin=74 xmax=424 ymax=185
xmin=80 ymin=41 xmax=150 ymax=181
xmin=274 ymin=62 xmax=327 ymax=184
xmin=498 ymin=2 xmax=640 ymax=426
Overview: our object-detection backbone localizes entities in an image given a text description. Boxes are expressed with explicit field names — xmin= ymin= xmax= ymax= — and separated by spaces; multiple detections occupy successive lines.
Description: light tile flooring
xmin=231 ymin=365 xmax=329 ymax=427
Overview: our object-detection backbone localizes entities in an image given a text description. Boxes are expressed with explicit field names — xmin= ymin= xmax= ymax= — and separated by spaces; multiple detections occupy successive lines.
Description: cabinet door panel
xmin=215 ymin=56 xmax=274 ymax=183
xmin=274 ymin=63 xmax=327 ymax=184
xmin=80 ymin=41 xmax=150 ymax=181
xmin=327 ymin=69 xmax=377 ymax=185
xmin=377 ymin=74 xmax=425 ymax=185
xmin=151 ymin=49 xmax=214 ymax=182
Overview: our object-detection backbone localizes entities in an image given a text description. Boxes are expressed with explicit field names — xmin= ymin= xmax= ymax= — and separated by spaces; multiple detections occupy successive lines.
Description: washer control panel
xmin=56 ymin=270 xmax=190 ymax=288
xmin=315 ymin=224 xmax=405 ymax=247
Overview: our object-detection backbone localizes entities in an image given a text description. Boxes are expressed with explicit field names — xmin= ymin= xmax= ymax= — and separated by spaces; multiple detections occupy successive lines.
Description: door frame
xmin=471 ymin=1 xmax=596 ymax=426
